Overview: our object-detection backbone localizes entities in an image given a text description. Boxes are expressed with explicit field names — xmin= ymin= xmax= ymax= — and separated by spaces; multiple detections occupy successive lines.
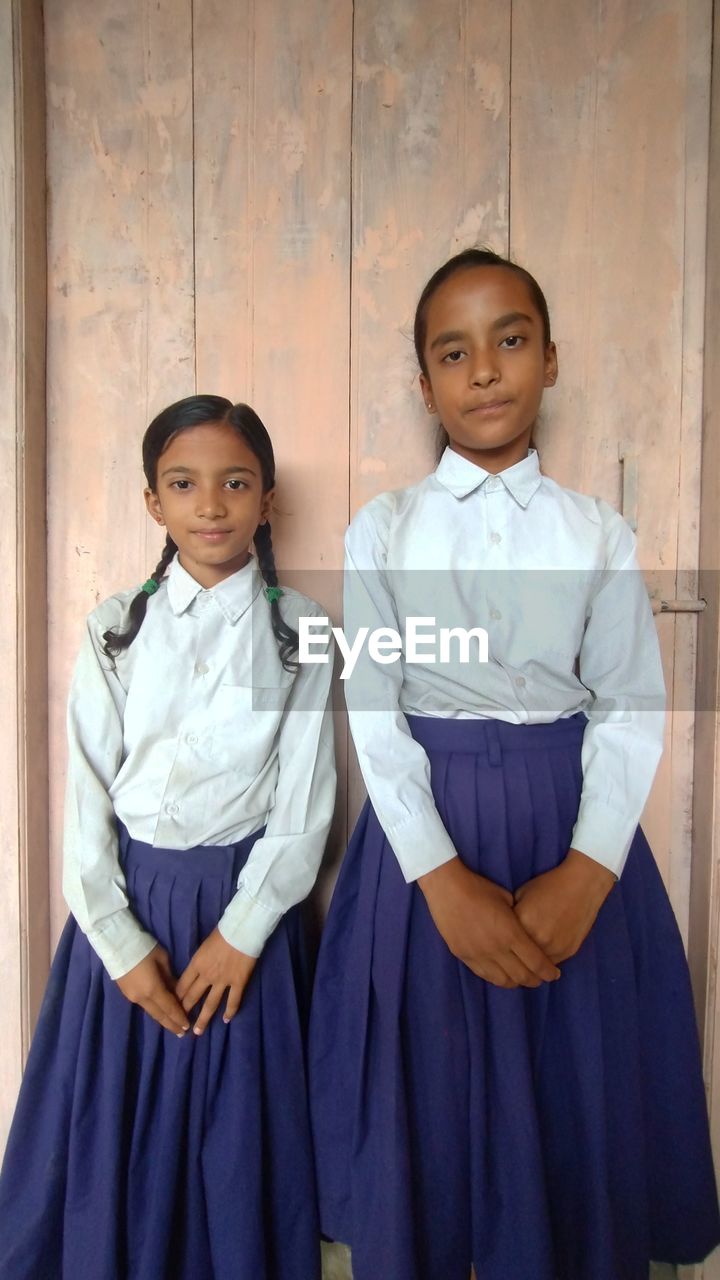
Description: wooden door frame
xmin=690 ymin=5 xmax=720 ymax=1261
xmin=0 ymin=0 xmax=49 ymax=1148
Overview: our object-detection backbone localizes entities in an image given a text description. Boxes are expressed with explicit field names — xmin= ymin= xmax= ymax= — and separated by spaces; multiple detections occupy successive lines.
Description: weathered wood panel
xmin=0 ymin=0 xmax=48 ymax=1149
xmin=692 ymin=0 xmax=720 ymax=1274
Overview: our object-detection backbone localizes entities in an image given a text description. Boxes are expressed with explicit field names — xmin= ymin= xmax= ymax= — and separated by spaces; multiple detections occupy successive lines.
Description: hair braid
xmin=102 ymin=534 xmax=178 ymax=659
xmin=253 ymin=521 xmax=299 ymax=671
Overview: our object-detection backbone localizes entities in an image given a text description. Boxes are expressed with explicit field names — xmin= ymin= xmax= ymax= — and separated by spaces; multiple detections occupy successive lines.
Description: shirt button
xmin=515 ymin=676 xmax=526 ymax=689
xmin=490 ymin=531 xmax=502 ymax=544
xmin=165 ymin=802 xmax=179 ymax=816
xmin=195 ymin=662 xmax=209 ymax=675
xmin=186 ymin=733 xmax=198 ymax=746
xmin=490 ymin=608 xmax=502 ymax=620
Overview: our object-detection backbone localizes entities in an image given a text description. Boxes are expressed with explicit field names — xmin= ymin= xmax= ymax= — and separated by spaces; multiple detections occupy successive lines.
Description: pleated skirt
xmin=309 ymin=713 xmax=720 ymax=1280
xmin=0 ymin=825 xmax=320 ymax=1280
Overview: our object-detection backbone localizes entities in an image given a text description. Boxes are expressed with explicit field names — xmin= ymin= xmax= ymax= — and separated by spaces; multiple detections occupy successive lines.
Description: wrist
xmin=565 ymin=848 xmax=616 ymax=900
xmin=417 ymin=855 xmax=462 ymax=898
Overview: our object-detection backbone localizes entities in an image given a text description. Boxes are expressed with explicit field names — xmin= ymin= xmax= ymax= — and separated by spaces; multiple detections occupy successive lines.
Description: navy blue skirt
xmin=309 ymin=714 xmax=720 ymax=1280
xmin=0 ymin=826 xmax=320 ymax=1280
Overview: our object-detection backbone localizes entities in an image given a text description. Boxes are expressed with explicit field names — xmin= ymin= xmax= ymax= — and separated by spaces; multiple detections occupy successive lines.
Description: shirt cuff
xmin=571 ymin=803 xmax=637 ymax=879
xmin=385 ymin=803 xmax=459 ymax=882
xmin=83 ymin=908 xmax=158 ymax=980
xmin=218 ymin=885 xmax=283 ymax=957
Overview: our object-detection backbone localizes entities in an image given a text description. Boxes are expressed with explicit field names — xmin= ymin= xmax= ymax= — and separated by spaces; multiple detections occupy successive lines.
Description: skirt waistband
xmin=405 ymin=711 xmax=587 ymax=759
xmin=117 ymin=822 xmax=266 ymax=880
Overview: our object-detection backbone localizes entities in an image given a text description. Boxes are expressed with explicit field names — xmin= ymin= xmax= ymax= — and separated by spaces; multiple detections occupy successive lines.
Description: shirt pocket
xmin=212 ymin=681 xmax=291 ymax=779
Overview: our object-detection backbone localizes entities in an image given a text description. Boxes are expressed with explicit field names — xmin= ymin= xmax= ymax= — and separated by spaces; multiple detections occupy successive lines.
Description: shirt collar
xmin=434 ymin=447 xmax=542 ymax=508
xmin=166 ymin=555 xmax=262 ymax=623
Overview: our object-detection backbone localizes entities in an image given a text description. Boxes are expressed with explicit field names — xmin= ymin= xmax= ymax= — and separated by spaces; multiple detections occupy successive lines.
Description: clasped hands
xmin=116 ymin=928 xmax=256 ymax=1037
xmin=419 ymin=850 xmax=616 ymax=990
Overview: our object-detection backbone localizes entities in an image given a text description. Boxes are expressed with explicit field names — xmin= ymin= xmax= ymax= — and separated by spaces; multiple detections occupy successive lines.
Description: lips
xmin=192 ymin=529 xmax=233 ymax=540
xmin=464 ymin=400 xmax=512 ymax=416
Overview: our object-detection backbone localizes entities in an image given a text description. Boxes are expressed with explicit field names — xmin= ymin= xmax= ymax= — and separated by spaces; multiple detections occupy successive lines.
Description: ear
xmin=544 ymin=342 xmax=558 ymax=388
xmin=144 ymin=488 xmax=165 ymax=525
xmin=259 ymin=487 xmax=275 ymax=525
xmin=419 ymin=373 xmax=436 ymax=414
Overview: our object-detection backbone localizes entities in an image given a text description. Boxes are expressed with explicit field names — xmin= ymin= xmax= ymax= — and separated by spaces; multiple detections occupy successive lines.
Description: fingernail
xmin=193 ymin=1026 xmax=202 ymax=1036
xmin=182 ymin=1024 xmax=190 ymax=1031
xmin=176 ymin=1032 xmax=185 ymax=1039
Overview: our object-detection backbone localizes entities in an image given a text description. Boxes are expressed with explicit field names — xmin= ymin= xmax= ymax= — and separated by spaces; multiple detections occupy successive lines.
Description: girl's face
xmin=144 ymin=421 xmax=274 ymax=588
xmin=419 ymin=266 xmax=558 ymax=472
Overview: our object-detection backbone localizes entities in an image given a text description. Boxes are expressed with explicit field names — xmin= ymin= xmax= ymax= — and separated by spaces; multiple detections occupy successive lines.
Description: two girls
xmin=0 ymin=396 xmax=335 ymax=1280
xmin=309 ymin=249 xmax=720 ymax=1280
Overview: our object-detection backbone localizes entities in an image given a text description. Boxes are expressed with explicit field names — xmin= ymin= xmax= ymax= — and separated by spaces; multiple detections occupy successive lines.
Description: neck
xmin=447 ymin=432 xmax=533 ymax=475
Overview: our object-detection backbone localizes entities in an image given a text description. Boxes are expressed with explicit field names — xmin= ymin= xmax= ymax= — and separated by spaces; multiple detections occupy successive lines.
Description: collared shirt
xmin=343 ymin=447 xmax=665 ymax=881
xmin=63 ymin=557 xmax=336 ymax=980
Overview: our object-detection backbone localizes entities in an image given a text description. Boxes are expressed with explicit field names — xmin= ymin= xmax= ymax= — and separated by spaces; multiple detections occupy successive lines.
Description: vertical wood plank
xmin=510 ymin=0 xmax=699 ymax=932
xmin=194 ymin=0 xmax=353 ymax=574
xmin=0 ymin=0 xmax=48 ymax=1147
xmin=692 ymin=1 xmax=720 ymax=1274
xmin=45 ymin=0 xmax=196 ymax=945
xmin=351 ymin=0 xmax=511 ymax=514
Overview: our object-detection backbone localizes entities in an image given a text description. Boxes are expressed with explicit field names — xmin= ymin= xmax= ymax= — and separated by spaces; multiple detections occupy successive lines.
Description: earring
xmin=426 ymin=402 xmax=435 ymax=412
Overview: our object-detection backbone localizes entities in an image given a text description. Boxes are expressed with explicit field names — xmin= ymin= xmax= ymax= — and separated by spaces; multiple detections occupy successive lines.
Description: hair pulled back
xmin=413 ymin=247 xmax=552 ymax=458
xmin=102 ymin=394 xmax=299 ymax=670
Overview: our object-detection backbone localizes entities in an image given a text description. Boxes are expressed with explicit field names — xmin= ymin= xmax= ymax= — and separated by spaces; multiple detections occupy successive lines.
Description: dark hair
xmin=413 ymin=247 xmax=552 ymax=457
xmin=102 ymin=395 xmax=299 ymax=670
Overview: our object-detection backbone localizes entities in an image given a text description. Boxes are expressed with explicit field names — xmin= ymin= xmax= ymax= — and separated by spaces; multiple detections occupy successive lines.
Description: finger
xmin=176 ymin=964 xmax=199 ymax=1002
xmin=153 ymin=947 xmax=176 ymax=985
xmin=153 ymin=984 xmax=191 ymax=1032
xmin=511 ymin=928 xmax=561 ymax=981
xmin=180 ymin=975 xmax=212 ymax=1014
xmin=464 ymin=957 xmax=517 ymax=989
xmin=193 ymin=985 xmax=224 ymax=1036
xmin=143 ymin=998 xmax=188 ymax=1037
xmin=503 ymin=949 xmax=544 ymax=988
xmin=223 ymin=983 xmax=245 ymax=1024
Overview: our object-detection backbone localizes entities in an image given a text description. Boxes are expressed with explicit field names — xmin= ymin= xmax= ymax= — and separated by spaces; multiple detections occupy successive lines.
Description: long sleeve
xmin=63 ymin=616 xmax=158 ymax=980
xmin=217 ymin=620 xmax=337 ymax=956
xmin=344 ymin=500 xmax=459 ymax=881
xmin=570 ymin=514 xmax=666 ymax=876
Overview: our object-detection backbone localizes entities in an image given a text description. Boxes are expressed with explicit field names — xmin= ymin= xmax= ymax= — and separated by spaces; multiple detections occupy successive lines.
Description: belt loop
xmin=486 ymin=721 xmax=502 ymax=767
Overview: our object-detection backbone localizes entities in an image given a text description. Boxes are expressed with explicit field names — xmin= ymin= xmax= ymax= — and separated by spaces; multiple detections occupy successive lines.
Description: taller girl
xmin=310 ymin=250 xmax=720 ymax=1280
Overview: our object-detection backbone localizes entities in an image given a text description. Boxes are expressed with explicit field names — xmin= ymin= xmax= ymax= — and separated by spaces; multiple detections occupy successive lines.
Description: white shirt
xmin=63 ymin=557 xmax=336 ymax=980
xmin=344 ymin=447 xmax=665 ymax=881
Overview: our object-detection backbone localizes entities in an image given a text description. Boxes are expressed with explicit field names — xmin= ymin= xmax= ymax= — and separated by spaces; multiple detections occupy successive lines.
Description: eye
xmin=170 ymin=479 xmax=192 ymax=491
xmin=225 ymin=478 xmax=247 ymax=491
xmin=442 ymin=349 xmax=465 ymax=364
xmin=500 ymin=334 xmax=524 ymax=349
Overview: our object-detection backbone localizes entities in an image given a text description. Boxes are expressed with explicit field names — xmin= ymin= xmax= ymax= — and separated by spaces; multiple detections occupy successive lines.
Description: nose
xmin=195 ymin=486 xmax=227 ymax=518
xmin=469 ymin=347 xmax=500 ymax=388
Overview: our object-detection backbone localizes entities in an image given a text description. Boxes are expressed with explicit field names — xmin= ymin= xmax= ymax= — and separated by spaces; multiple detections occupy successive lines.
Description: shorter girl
xmin=0 ymin=396 xmax=335 ymax=1280
xmin=310 ymin=250 xmax=720 ymax=1280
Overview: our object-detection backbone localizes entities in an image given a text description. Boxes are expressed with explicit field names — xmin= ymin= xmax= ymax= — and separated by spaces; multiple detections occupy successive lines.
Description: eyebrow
xmin=160 ymin=464 xmax=258 ymax=478
xmin=429 ymin=311 xmax=536 ymax=351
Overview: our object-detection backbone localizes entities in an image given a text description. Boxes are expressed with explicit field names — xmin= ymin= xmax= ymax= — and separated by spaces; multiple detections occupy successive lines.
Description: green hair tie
xmin=141 ymin=578 xmax=160 ymax=596
xmin=264 ymin=586 xmax=284 ymax=604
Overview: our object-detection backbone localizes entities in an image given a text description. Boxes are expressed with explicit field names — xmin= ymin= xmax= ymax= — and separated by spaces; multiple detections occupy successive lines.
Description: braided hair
xmin=102 ymin=395 xmax=299 ymax=670
xmin=413 ymin=247 xmax=552 ymax=460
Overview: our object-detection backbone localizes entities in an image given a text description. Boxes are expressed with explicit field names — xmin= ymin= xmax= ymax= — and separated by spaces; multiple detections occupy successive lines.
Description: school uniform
xmin=309 ymin=448 xmax=720 ymax=1280
xmin=0 ymin=557 xmax=336 ymax=1280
